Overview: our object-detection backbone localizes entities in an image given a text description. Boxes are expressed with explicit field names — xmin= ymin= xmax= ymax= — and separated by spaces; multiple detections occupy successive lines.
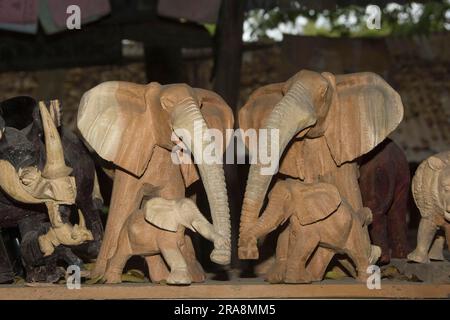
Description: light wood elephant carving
xmin=77 ymin=82 xmax=234 ymax=281
xmin=105 ymin=197 xmax=229 ymax=284
xmin=238 ymin=70 xmax=403 ymax=282
xmin=408 ymin=151 xmax=450 ymax=263
xmin=248 ymin=179 xmax=381 ymax=283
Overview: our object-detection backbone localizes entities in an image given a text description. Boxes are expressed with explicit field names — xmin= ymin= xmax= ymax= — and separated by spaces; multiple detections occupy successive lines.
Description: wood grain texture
xmin=0 ymin=281 xmax=448 ymax=300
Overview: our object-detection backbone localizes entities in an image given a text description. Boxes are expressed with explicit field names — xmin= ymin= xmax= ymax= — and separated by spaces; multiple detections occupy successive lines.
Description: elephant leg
xmin=265 ymin=226 xmax=289 ymax=283
xmin=306 ymin=248 xmax=335 ymax=281
xmin=369 ymin=213 xmax=390 ymax=264
xmin=428 ymin=232 xmax=445 ymax=261
xmin=285 ymin=228 xmax=319 ymax=284
xmin=445 ymin=224 xmax=450 ymax=250
xmin=0 ymin=234 xmax=14 ymax=284
xmin=179 ymin=233 xmax=205 ymax=283
xmin=156 ymin=178 xmax=204 ymax=283
xmin=104 ymin=245 xmax=132 ymax=284
xmin=343 ymin=223 xmax=372 ymax=282
xmin=160 ymin=246 xmax=191 ymax=285
xmin=386 ymin=183 xmax=410 ymax=259
xmin=145 ymin=254 xmax=169 ymax=283
xmin=91 ymin=169 xmax=143 ymax=279
xmin=407 ymin=218 xmax=438 ymax=263
xmin=241 ymin=203 xmax=289 ymax=260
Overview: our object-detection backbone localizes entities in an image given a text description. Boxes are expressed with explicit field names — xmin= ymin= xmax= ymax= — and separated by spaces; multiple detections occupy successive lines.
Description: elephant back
xmin=412 ymin=151 xmax=450 ymax=218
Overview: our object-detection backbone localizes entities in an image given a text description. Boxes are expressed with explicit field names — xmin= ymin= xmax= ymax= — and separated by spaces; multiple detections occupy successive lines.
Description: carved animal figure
xmin=246 ymin=179 xmax=381 ymax=283
xmin=104 ymin=197 xmax=229 ymax=284
xmin=238 ymin=70 xmax=403 ymax=282
xmin=359 ymin=138 xmax=410 ymax=264
xmin=77 ymin=82 xmax=234 ymax=281
xmin=408 ymin=151 xmax=450 ymax=263
xmin=0 ymin=97 xmax=103 ymax=283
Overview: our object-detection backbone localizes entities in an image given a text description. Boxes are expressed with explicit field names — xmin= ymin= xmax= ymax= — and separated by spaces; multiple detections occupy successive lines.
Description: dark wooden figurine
xmin=359 ymin=138 xmax=410 ymax=264
xmin=0 ymin=96 xmax=103 ymax=283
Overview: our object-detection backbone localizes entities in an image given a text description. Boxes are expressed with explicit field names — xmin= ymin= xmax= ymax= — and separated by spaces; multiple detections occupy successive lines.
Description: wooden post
xmin=213 ymin=0 xmax=246 ymax=269
xmin=213 ymin=0 xmax=245 ymax=111
xmin=144 ymin=45 xmax=184 ymax=84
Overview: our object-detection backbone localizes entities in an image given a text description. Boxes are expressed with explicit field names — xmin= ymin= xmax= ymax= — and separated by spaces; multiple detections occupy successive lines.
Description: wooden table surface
xmin=0 ymin=278 xmax=449 ymax=300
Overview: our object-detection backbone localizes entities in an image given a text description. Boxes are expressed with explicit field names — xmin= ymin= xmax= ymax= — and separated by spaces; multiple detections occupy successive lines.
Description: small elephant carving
xmin=243 ymin=179 xmax=381 ymax=283
xmin=104 ymin=197 xmax=230 ymax=285
xmin=408 ymin=152 xmax=450 ymax=263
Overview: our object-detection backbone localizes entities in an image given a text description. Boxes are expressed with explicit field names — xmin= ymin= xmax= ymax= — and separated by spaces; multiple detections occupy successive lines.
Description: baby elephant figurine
xmin=408 ymin=152 xmax=450 ymax=263
xmin=242 ymin=179 xmax=381 ymax=283
xmin=104 ymin=197 xmax=230 ymax=285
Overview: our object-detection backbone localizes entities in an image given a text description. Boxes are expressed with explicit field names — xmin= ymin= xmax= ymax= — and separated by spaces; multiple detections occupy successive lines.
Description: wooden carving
xmin=104 ymin=197 xmax=230 ymax=284
xmin=408 ymin=151 xmax=450 ymax=263
xmin=77 ymin=82 xmax=234 ymax=281
xmin=359 ymin=138 xmax=411 ymax=264
xmin=247 ymin=179 xmax=380 ymax=283
xmin=238 ymin=70 xmax=403 ymax=283
xmin=0 ymin=97 xmax=102 ymax=283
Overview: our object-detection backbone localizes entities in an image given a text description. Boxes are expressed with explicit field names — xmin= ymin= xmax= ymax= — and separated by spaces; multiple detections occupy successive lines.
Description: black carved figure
xmin=359 ymin=138 xmax=411 ymax=265
xmin=0 ymin=96 xmax=103 ymax=283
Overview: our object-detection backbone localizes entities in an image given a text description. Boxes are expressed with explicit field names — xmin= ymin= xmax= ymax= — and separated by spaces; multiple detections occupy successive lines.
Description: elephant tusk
xmin=78 ymin=209 xmax=86 ymax=229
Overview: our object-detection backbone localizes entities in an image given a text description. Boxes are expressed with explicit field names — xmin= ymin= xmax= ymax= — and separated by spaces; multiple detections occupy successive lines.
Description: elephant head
xmin=77 ymin=82 xmax=233 ymax=264
xmin=412 ymin=151 xmax=450 ymax=222
xmin=144 ymin=198 xmax=209 ymax=232
xmin=145 ymin=197 xmax=230 ymax=260
xmin=239 ymin=70 xmax=403 ymax=259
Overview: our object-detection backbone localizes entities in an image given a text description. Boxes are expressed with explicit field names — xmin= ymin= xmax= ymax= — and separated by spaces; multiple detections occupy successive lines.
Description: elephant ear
xmin=144 ymin=198 xmax=181 ymax=232
xmin=412 ymin=152 xmax=450 ymax=218
xmin=292 ymin=182 xmax=342 ymax=226
xmin=178 ymin=89 xmax=235 ymax=188
xmin=323 ymin=72 xmax=404 ymax=165
xmin=238 ymin=83 xmax=284 ymax=146
xmin=238 ymin=83 xmax=303 ymax=178
xmin=77 ymin=81 xmax=168 ymax=178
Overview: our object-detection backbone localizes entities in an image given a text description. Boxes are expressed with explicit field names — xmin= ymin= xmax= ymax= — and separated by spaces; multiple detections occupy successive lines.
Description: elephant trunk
xmin=252 ymin=192 xmax=288 ymax=240
xmin=171 ymin=98 xmax=230 ymax=265
xmin=239 ymin=81 xmax=316 ymax=259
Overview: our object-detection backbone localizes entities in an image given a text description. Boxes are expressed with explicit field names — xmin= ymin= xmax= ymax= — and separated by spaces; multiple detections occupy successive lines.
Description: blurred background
xmin=0 ymin=0 xmax=449 ymax=271
xmin=1 ymin=0 xmax=449 ymax=161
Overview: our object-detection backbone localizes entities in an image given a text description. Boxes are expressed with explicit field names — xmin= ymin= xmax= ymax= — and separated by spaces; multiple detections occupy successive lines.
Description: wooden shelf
xmin=0 ymin=279 xmax=449 ymax=300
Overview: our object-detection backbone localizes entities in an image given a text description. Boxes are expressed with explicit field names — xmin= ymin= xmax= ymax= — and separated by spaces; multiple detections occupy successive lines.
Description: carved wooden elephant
xmin=238 ymin=70 xmax=403 ymax=279
xmin=359 ymin=138 xmax=411 ymax=264
xmin=77 ymin=82 xmax=234 ymax=281
xmin=244 ymin=179 xmax=380 ymax=283
xmin=104 ymin=197 xmax=229 ymax=285
xmin=408 ymin=152 xmax=450 ymax=263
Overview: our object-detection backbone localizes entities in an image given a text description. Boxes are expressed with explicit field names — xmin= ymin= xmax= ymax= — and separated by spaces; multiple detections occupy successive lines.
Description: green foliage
xmin=245 ymin=0 xmax=450 ymax=41
xmin=204 ymin=23 xmax=216 ymax=36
